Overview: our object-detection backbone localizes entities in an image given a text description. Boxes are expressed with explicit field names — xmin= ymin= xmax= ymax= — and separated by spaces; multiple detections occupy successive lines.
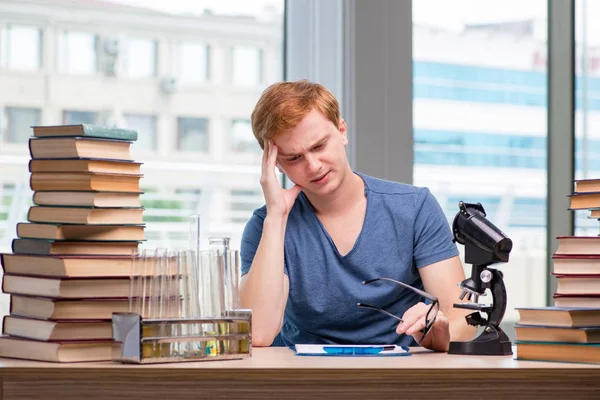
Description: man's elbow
xmin=252 ymin=329 xmax=276 ymax=347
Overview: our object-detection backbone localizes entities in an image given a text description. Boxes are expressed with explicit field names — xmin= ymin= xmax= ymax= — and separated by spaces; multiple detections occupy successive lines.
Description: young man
xmin=240 ymin=80 xmax=476 ymax=350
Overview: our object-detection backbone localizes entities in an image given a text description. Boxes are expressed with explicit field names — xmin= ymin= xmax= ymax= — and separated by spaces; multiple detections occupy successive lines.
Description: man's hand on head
xmin=260 ymin=140 xmax=302 ymax=217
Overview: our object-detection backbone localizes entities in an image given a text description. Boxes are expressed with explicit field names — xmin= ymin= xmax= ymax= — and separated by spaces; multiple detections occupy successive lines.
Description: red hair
xmin=251 ymin=80 xmax=340 ymax=149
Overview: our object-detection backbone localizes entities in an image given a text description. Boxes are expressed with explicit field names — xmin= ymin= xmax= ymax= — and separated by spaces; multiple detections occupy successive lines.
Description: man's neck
xmin=305 ymin=167 xmax=365 ymax=216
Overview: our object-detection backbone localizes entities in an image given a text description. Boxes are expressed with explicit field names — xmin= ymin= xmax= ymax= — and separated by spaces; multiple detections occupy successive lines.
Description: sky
xmin=110 ymin=0 xmax=600 ymax=44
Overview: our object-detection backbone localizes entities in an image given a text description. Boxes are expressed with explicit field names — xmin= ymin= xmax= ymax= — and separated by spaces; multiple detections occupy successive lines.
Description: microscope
xmin=448 ymin=201 xmax=513 ymax=356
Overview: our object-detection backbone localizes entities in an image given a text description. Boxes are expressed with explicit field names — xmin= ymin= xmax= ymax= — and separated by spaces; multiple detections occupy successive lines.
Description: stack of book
xmin=515 ymin=177 xmax=600 ymax=364
xmin=553 ymin=178 xmax=600 ymax=307
xmin=0 ymin=124 xmax=146 ymax=362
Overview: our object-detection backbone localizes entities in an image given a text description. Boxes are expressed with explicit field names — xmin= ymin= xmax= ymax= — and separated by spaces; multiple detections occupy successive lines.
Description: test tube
xmin=208 ymin=237 xmax=229 ymax=317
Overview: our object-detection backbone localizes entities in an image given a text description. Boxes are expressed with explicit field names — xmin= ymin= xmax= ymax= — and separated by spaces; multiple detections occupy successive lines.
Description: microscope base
xmin=448 ymin=327 xmax=512 ymax=356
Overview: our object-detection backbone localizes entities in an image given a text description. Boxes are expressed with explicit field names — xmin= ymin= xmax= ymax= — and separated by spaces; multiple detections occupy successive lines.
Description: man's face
xmin=274 ymin=108 xmax=349 ymax=196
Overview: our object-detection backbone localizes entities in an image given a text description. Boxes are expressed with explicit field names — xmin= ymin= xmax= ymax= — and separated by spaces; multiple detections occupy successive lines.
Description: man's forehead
xmin=276 ymin=132 xmax=329 ymax=156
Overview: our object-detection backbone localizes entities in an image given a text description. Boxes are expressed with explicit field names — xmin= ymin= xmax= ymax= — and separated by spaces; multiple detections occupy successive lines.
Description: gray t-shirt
xmin=241 ymin=172 xmax=459 ymax=347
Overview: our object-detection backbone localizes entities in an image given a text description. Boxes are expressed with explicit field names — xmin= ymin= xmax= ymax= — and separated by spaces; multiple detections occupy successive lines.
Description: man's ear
xmin=339 ymin=118 xmax=348 ymax=145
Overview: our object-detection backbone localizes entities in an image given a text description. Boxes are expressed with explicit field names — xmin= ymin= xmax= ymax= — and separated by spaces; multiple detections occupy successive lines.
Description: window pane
xmin=231 ymin=119 xmax=260 ymax=153
xmin=124 ymin=113 xmax=156 ymax=151
xmin=1 ymin=25 xmax=42 ymax=70
xmin=0 ymin=1 xmax=284 ymax=292
xmin=575 ymin=0 xmax=600 ymax=235
xmin=58 ymin=31 xmax=98 ymax=74
xmin=232 ymin=45 xmax=262 ymax=86
xmin=178 ymin=42 xmax=209 ymax=83
xmin=122 ymin=37 xmax=157 ymax=78
xmin=63 ymin=110 xmax=98 ymax=125
xmin=178 ymin=117 xmax=209 ymax=152
xmin=3 ymin=107 xmax=40 ymax=143
xmin=412 ymin=1 xmax=548 ymax=334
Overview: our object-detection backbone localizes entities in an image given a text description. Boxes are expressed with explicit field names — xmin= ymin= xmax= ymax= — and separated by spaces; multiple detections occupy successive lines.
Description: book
xmin=294 ymin=344 xmax=410 ymax=356
xmin=515 ymin=324 xmax=600 ymax=343
xmin=29 ymin=137 xmax=132 ymax=160
xmin=0 ymin=336 xmax=113 ymax=362
xmin=555 ymin=274 xmax=600 ymax=295
xmin=516 ymin=341 xmax=600 ymax=364
xmin=553 ymin=294 xmax=600 ymax=308
xmin=32 ymin=124 xmax=138 ymax=141
xmin=33 ymin=191 xmax=141 ymax=207
xmin=3 ymin=316 xmax=112 ymax=341
xmin=553 ymin=254 xmax=600 ymax=275
xmin=1 ymin=254 xmax=135 ymax=278
xmin=29 ymin=159 xmax=142 ymax=175
xmin=590 ymin=209 xmax=600 ymax=219
xmin=568 ymin=192 xmax=600 ymax=210
xmin=555 ymin=236 xmax=600 ymax=255
xmin=516 ymin=306 xmax=600 ymax=327
xmin=16 ymin=223 xmax=145 ymax=241
xmin=30 ymin=172 xmax=142 ymax=192
xmin=11 ymin=238 xmax=140 ymax=256
xmin=9 ymin=296 xmax=180 ymax=320
xmin=575 ymin=178 xmax=600 ymax=194
xmin=2 ymin=275 xmax=137 ymax=298
xmin=28 ymin=206 xmax=144 ymax=225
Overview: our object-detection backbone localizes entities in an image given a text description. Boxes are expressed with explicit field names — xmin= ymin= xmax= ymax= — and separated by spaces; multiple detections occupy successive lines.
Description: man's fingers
xmin=396 ymin=303 xmax=428 ymax=334
xmin=405 ymin=316 xmax=427 ymax=336
xmin=269 ymin=142 xmax=279 ymax=168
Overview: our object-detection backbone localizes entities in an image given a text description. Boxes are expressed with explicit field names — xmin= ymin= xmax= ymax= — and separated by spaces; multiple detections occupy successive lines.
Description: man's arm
xmin=419 ymin=255 xmax=477 ymax=342
xmin=240 ymin=215 xmax=290 ymax=346
xmin=239 ymin=141 xmax=300 ymax=347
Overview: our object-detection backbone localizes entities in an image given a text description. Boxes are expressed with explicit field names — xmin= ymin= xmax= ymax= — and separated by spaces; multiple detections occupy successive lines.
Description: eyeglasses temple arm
xmin=356 ymin=302 xmax=404 ymax=322
xmin=363 ymin=277 xmax=438 ymax=302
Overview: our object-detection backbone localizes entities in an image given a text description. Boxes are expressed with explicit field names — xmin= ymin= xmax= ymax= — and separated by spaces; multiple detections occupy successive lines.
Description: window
xmin=63 ymin=110 xmax=98 ymax=125
xmin=575 ymin=0 xmax=600 ymax=235
xmin=231 ymin=189 xmax=263 ymax=223
xmin=232 ymin=45 xmax=262 ymax=86
xmin=178 ymin=117 xmax=209 ymax=152
xmin=2 ymin=107 xmax=40 ymax=143
xmin=412 ymin=0 xmax=548 ymax=333
xmin=121 ymin=37 xmax=157 ymax=78
xmin=0 ymin=0 xmax=284 ymax=280
xmin=178 ymin=42 xmax=210 ymax=84
xmin=231 ymin=119 xmax=260 ymax=153
xmin=1 ymin=25 xmax=42 ymax=71
xmin=124 ymin=113 xmax=156 ymax=151
xmin=58 ymin=31 xmax=98 ymax=74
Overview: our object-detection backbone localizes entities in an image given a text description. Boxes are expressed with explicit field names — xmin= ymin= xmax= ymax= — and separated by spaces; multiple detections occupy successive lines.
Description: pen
xmin=323 ymin=345 xmax=397 ymax=355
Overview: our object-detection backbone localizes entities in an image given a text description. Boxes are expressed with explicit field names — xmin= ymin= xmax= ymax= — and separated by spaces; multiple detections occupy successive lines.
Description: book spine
xmin=81 ymin=124 xmax=138 ymax=141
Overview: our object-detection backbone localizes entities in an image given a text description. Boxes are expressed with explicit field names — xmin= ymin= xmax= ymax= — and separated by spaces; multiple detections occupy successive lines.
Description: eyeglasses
xmin=357 ymin=277 xmax=439 ymax=345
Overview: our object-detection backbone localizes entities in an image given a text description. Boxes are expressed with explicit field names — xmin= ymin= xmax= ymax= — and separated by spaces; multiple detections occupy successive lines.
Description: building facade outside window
xmin=232 ymin=45 xmax=262 ymax=86
xmin=231 ymin=119 xmax=260 ymax=153
xmin=123 ymin=113 xmax=157 ymax=151
xmin=63 ymin=110 xmax=98 ymax=125
xmin=2 ymin=107 xmax=40 ymax=143
xmin=178 ymin=117 xmax=209 ymax=152
xmin=58 ymin=30 xmax=98 ymax=74
xmin=178 ymin=42 xmax=210 ymax=84
xmin=1 ymin=25 xmax=42 ymax=71
xmin=120 ymin=37 xmax=157 ymax=78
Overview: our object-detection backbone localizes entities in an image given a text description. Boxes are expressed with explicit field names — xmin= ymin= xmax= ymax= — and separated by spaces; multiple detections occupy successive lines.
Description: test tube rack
xmin=112 ymin=309 xmax=252 ymax=364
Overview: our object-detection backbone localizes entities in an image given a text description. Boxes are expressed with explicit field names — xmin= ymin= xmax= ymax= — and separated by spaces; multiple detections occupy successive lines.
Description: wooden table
xmin=0 ymin=347 xmax=599 ymax=399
